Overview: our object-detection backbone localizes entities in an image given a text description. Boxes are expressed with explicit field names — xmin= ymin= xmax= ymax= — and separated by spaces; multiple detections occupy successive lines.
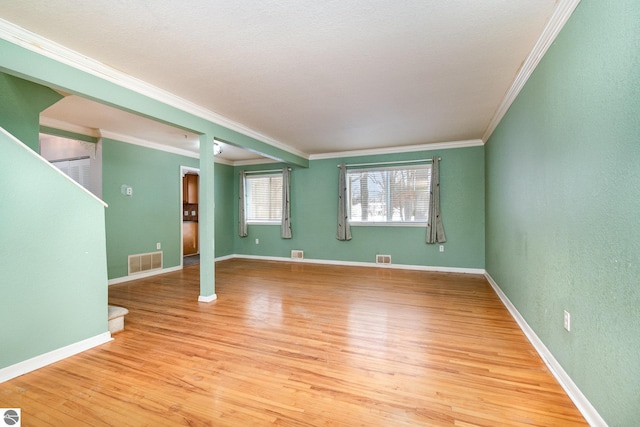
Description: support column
xmin=198 ymin=134 xmax=216 ymax=302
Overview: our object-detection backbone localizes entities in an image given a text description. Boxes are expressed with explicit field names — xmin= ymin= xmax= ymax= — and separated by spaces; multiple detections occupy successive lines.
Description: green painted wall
xmin=234 ymin=146 xmax=484 ymax=269
xmin=102 ymin=139 xmax=235 ymax=279
xmin=485 ymin=1 xmax=640 ymax=425
xmin=0 ymin=129 xmax=108 ymax=368
xmin=103 ymin=139 xmax=196 ymax=278
xmin=214 ymin=162 xmax=235 ymax=256
xmin=0 ymin=72 xmax=62 ymax=151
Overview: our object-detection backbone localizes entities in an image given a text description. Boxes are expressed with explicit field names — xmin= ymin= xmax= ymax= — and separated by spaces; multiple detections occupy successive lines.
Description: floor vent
xmin=291 ymin=250 xmax=304 ymax=260
xmin=128 ymin=251 xmax=163 ymax=275
xmin=376 ymin=254 xmax=392 ymax=264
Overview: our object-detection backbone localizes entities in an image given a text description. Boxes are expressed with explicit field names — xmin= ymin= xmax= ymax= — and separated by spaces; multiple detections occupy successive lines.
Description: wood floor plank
xmin=0 ymin=259 xmax=587 ymax=425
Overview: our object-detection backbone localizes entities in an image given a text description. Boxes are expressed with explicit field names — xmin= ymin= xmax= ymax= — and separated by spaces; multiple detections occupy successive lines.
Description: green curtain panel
xmin=281 ymin=167 xmax=292 ymax=239
xmin=426 ymin=157 xmax=446 ymax=244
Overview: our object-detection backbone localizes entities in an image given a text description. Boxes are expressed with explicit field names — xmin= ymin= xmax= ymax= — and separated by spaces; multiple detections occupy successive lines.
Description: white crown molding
xmin=99 ymin=130 xmax=199 ymax=159
xmin=40 ymin=118 xmax=236 ymax=165
xmin=484 ymin=272 xmax=607 ymax=427
xmin=232 ymin=157 xmax=280 ymax=167
xmin=0 ymin=332 xmax=112 ymax=383
xmin=482 ymin=0 xmax=582 ymax=142
xmin=40 ymin=116 xmax=100 ymax=138
xmin=309 ymin=139 xmax=484 ymax=161
xmin=214 ymin=157 xmax=235 ymax=166
xmin=0 ymin=18 xmax=306 ymax=160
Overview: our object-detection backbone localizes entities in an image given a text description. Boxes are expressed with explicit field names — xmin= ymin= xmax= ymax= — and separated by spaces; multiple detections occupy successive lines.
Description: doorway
xmin=181 ymin=166 xmax=199 ymax=266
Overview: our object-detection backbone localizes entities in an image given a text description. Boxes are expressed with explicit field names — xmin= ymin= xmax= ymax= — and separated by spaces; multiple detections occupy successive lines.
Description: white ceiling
xmin=40 ymin=96 xmax=256 ymax=163
xmin=0 ymin=1 xmax=561 ymax=162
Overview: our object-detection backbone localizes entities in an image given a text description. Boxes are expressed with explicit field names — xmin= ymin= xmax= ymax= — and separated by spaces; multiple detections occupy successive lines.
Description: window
xmin=347 ymin=164 xmax=431 ymax=225
xmin=246 ymin=173 xmax=283 ymax=223
xmin=51 ymin=157 xmax=91 ymax=190
xmin=40 ymin=133 xmax=101 ymax=197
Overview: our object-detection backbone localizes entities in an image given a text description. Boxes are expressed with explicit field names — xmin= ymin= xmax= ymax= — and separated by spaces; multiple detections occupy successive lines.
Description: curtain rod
xmin=244 ymin=168 xmax=291 ymax=174
xmin=337 ymin=158 xmax=441 ymax=168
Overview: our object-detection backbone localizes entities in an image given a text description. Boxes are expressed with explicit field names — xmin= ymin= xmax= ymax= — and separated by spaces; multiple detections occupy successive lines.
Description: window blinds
xmin=246 ymin=174 xmax=283 ymax=222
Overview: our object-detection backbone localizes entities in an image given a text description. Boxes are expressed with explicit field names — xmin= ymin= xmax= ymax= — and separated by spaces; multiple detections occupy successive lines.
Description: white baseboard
xmin=0 ymin=332 xmax=112 ymax=383
xmin=106 ymin=255 xmax=252 ymax=286
xmin=484 ymin=273 xmax=607 ymax=427
xmin=108 ymin=265 xmax=182 ymax=286
xmin=230 ymin=254 xmax=485 ymax=275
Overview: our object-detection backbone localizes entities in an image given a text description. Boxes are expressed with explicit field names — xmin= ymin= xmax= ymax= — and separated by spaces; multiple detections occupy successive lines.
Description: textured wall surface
xmin=103 ymin=140 xmax=237 ymax=279
xmin=214 ymin=162 xmax=235 ymax=256
xmin=0 ymin=74 xmax=106 ymax=369
xmin=0 ymin=72 xmax=61 ymax=150
xmin=234 ymin=146 xmax=485 ymax=269
xmin=485 ymin=0 xmax=640 ymax=424
xmin=103 ymin=139 xmax=196 ymax=278
xmin=1 ymin=130 xmax=108 ymax=368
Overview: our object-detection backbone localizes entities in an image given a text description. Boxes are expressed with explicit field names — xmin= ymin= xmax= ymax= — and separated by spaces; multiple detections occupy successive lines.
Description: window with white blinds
xmin=51 ymin=157 xmax=91 ymax=190
xmin=347 ymin=164 xmax=431 ymax=225
xmin=246 ymin=173 xmax=283 ymax=223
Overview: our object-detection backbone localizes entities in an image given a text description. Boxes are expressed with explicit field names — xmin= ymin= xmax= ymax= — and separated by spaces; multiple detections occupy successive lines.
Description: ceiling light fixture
xmin=213 ymin=142 xmax=222 ymax=156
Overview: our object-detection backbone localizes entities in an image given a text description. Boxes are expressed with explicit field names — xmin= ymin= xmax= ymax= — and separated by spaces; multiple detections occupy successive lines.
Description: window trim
xmin=244 ymin=172 xmax=283 ymax=225
xmin=246 ymin=220 xmax=281 ymax=225
xmin=349 ymin=221 xmax=427 ymax=227
xmin=346 ymin=163 xmax=431 ymax=226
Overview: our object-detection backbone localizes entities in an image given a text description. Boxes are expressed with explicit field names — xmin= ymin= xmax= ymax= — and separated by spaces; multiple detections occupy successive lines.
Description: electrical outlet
xmin=439 ymin=245 xmax=444 ymax=252
xmin=121 ymin=184 xmax=133 ymax=196
xmin=564 ymin=310 xmax=571 ymax=332
xmin=156 ymin=242 xmax=161 ymax=250
xmin=255 ymin=238 xmax=259 ymax=245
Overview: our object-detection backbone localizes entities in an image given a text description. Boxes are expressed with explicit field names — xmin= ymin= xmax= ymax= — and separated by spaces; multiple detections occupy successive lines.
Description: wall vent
xmin=376 ymin=254 xmax=392 ymax=264
xmin=128 ymin=251 xmax=163 ymax=275
xmin=291 ymin=250 xmax=304 ymax=259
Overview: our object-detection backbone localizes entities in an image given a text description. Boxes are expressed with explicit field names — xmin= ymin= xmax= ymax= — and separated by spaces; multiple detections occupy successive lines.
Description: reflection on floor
xmin=0 ymin=259 xmax=587 ymax=425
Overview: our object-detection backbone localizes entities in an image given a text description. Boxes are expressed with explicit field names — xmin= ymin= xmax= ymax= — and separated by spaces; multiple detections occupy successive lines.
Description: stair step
xmin=108 ymin=305 xmax=129 ymax=333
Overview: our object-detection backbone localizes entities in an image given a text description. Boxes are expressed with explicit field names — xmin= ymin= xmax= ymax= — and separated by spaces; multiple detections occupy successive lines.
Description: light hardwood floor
xmin=1 ymin=259 xmax=586 ymax=426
